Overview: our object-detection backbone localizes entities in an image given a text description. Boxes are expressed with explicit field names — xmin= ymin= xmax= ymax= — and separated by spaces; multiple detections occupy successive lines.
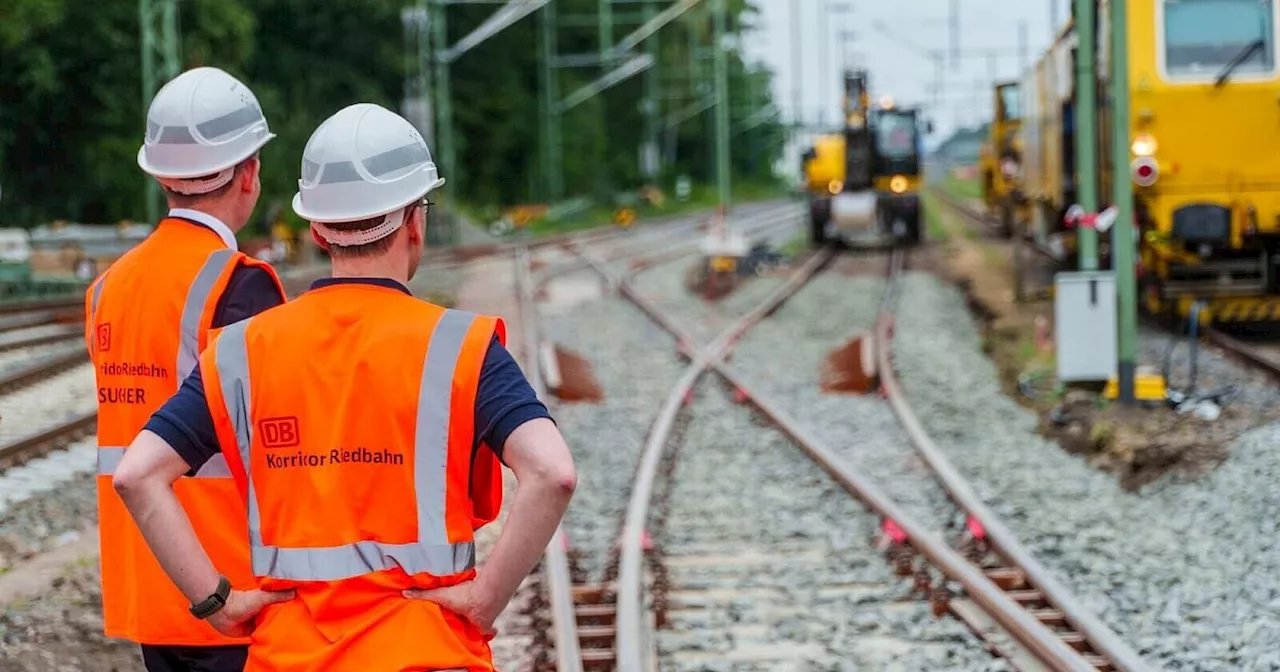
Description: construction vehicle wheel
xmin=904 ymin=211 xmax=923 ymax=246
xmin=1000 ymin=204 xmax=1015 ymax=239
xmin=810 ymin=199 xmax=831 ymax=247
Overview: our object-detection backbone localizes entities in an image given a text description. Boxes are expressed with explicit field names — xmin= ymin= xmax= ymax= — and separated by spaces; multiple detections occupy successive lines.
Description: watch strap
xmin=190 ymin=576 xmax=231 ymax=620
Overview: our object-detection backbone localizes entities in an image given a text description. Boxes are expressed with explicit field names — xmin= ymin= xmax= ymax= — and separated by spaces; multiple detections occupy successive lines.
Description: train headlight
xmin=1131 ymin=157 xmax=1159 ymax=187
xmin=889 ymin=175 xmax=908 ymax=194
xmin=828 ymin=180 xmax=843 ymax=195
xmin=1131 ymin=132 xmax=1158 ymax=157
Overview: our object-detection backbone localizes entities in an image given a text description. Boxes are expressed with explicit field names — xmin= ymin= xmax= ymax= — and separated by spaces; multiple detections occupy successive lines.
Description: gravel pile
xmin=655 ymin=377 xmax=1003 ymax=671
xmin=541 ymin=293 xmax=685 ymax=583
xmin=891 ymin=271 xmax=1280 ymax=669
xmin=726 ymin=274 xmax=958 ymax=532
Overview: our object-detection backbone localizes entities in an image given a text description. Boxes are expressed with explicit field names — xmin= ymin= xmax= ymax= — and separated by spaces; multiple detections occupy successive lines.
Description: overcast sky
xmin=739 ymin=0 xmax=1067 ymax=153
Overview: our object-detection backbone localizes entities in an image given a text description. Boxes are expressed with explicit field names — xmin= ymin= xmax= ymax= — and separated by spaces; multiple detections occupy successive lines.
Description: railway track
xmin=521 ymin=217 xmax=1153 ymax=670
xmin=515 ymin=204 xmax=808 ymax=671
xmin=930 ymin=186 xmax=1280 ymax=386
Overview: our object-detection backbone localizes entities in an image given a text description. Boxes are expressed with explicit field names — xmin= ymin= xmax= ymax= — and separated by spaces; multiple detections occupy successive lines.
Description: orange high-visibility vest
xmin=86 ymin=217 xmax=285 ymax=646
xmin=200 ymin=283 xmax=506 ymax=672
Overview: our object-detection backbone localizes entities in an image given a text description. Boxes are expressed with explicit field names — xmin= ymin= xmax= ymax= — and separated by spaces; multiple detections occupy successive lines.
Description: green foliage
xmin=0 ymin=0 xmax=785 ymax=228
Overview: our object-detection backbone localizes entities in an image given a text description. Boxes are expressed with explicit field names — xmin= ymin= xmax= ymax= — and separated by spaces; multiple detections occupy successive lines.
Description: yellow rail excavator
xmin=801 ymin=69 xmax=931 ymax=248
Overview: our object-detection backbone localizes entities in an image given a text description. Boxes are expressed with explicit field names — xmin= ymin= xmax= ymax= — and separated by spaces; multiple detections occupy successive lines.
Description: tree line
xmin=0 ymin=0 xmax=786 ymax=231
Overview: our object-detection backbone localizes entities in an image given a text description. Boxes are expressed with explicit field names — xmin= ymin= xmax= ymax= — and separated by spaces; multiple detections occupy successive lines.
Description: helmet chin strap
xmin=156 ymin=168 xmax=235 ymax=195
xmin=311 ymin=207 xmax=407 ymax=247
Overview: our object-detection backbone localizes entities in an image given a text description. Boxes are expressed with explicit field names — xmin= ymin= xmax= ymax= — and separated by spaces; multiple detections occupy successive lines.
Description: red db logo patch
xmin=259 ymin=417 xmax=300 ymax=448
xmin=96 ymin=323 xmax=111 ymax=352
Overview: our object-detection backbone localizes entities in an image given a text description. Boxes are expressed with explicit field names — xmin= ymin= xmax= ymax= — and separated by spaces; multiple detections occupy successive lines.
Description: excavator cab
xmin=870 ymin=104 xmax=925 ymax=244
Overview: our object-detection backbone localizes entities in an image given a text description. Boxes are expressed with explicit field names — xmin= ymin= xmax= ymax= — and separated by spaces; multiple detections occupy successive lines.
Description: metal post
xmin=641 ymin=0 xmax=659 ymax=180
xmin=599 ymin=0 xmax=613 ymax=60
xmin=1110 ymin=0 xmax=1137 ymax=402
xmin=1018 ymin=20 xmax=1029 ymax=70
xmin=540 ymin=0 xmax=564 ymax=200
xmin=1075 ymin=0 xmax=1099 ymax=271
xmin=432 ymin=0 xmax=456 ymax=197
xmin=139 ymin=0 xmax=181 ymax=224
xmin=816 ymin=2 xmax=828 ymax=121
xmin=712 ymin=0 xmax=731 ymax=211
xmin=791 ymin=0 xmax=802 ymax=132
xmin=949 ymin=0 xmax=960 ymax=70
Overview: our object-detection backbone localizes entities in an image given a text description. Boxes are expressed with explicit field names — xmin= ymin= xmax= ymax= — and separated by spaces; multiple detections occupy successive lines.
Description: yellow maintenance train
xmin=979 ymin=82 xmax=1029 ymax=238
xmin=1011 ymin=0 xmax=1280 ymax=323
xmin=801 ymin=69 xmax=929 ymax=247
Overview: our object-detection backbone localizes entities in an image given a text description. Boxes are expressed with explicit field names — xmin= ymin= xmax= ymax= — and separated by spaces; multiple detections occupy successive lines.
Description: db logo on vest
xmin=259 ymin=417 xmax=300 ymax=448
xmin=97 ymin=324 xmax=112 ymax=352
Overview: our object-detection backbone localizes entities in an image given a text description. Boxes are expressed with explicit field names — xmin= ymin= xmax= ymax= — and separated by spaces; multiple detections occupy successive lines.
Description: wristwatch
xmin=190 ymin=576 xmax=232 ymax=620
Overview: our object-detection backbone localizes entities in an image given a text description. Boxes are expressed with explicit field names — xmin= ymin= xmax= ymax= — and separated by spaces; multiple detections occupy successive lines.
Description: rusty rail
xmin=1206 ymin=327 xmax=1280 ymax=380
xmin=514 ymin=245 xmax=584 ymax=672
xmin=598 ymin=244 xmax=1147 ymax=670
xmin=0 ymin=349 xmax=89 ymax=395
xmin=0 ymin=324 xmax=83 ymax=352
xmin=0 ymin=410 xmax=97 ymax=470
xmin=609 ymin=247 xmax=833 ymax=672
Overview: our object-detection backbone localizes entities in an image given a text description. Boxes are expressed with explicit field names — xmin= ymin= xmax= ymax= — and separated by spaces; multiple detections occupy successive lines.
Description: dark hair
xmin=323 ymin=203 xmax=421 ymax=258
xmin=162 ymin=156 xmax=255 ymax=207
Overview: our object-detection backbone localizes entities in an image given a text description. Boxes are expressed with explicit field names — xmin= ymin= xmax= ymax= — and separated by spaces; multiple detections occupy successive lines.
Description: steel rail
xmin=0 ymin=409 xmax=97 ymax=470
xmin=0 ymin=324 xmax=83 ymax=352
xmin=514 ymin=245 xmax=584 ymax=672
xmin=876 ymin=316 xmax=1150 ymax=671
xmin=607 ymin=246 xmax=834 ymax=672
xmin=0 ymin=296 xmax=85 ymax=316
xmin=534 ymin=201 xmax=799 ymax=285
xmin=1206 ymin=327 xmax=1280 ymax=380
xmin=519 ymin=203 xmax=801 ymax=669
xmin=604 ymin=247 xmax=1096 ymax=671
xmin=0 ymin=349 xmax=89 ymax=395
xmin=922 ymin=192 xmax=1157 ymax=672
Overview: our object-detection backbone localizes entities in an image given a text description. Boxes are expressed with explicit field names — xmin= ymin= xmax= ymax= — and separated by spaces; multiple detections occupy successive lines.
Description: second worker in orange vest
xmin=88 ymin=66 xmax=287 ymax=672
xmin=112 ymin=102 xmax=578 ymax=671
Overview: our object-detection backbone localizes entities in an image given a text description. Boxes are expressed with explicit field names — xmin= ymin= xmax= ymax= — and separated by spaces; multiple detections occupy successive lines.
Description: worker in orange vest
xmin=86 ymin=66 xmax=288 ymax=672
xmin=112 ymin=102 xmax=577 ymax=671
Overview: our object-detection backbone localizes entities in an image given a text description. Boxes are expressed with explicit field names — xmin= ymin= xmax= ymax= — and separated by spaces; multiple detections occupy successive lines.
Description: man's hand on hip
xmin=208 ymin=588 xmax=297 ymax=637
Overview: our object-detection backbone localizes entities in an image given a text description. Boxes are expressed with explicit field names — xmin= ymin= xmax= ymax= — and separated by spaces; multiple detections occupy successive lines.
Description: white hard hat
xmin=137 ymin=67 xmax=275 ymax=195
xmin=292 ymin=103 xmax=445 ymax=247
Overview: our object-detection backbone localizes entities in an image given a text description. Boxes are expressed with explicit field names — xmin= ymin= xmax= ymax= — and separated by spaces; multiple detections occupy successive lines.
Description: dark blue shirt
xmin=145 ymin=277 xmax=550 ymax=472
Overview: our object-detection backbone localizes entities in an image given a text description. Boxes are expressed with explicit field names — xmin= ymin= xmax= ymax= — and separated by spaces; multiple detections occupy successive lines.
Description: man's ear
xmin=310 ymin=226 xmax=330 ymax=251
xmin=240 ymin=157 xmax=260 ymax=193
xmin=406 ymin=206 xmax=425 ymax=244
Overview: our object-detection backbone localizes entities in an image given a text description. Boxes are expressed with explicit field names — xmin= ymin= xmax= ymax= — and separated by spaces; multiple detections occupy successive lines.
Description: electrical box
xmin=1054 ymin=271 xmax=1117 ymax=382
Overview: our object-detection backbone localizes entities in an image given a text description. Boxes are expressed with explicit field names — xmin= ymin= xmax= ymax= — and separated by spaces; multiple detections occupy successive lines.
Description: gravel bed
xmin=1138 ymin=324 xmax=1280 ymax=424
xmin=406 ymin=263 xmax=469 ymax=304
xmin=0 ymin=365 xmax=96 ymax=446
xmin=0 ymin=341 xmax=86 ymax=378
xmin=655 ymin=377 xmax=1003 ymax=671
xmin=0 ymin=559 xmax=140 ymax=671
xmin=540 ymin=290 xmax=685 ymax=582
xmin=0 ymin=441 xmax=96 ymax=569
xmin=892 ymin=271 xmax=1280 ymax=670
xmin=725 ymin=273 xmax=958 ymax=533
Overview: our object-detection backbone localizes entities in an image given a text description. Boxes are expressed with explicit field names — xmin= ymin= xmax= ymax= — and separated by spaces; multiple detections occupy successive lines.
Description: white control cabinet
xmin=1054 ymin=271 xmax=1117 ymax=382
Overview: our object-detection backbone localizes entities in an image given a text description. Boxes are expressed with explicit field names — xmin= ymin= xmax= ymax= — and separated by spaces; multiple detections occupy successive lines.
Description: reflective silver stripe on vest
xmin=177 ymin=248 xmax=237 ymax=380
xmin=97 ymin=446 xmax=232 ymax=478
xmin=91 ymin=276 xmax=106 ymax=318
xmin=215 ymin=310 xmax=480 ymax=581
